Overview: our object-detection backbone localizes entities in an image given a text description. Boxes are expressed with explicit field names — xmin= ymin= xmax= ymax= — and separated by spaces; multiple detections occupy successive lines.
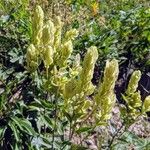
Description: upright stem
xmin=69 ymin=120 xmax=72 ymax=140
xmin=108 ymin=114 xmax=141 ymax=148
xmin=52 ymin=90 xmax=59 ymax=149
xmin=108 ymin=124 xmax=124 ymax=148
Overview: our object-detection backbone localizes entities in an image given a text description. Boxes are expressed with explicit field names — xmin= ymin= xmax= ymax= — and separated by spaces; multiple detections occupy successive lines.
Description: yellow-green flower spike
xmin=126 ymin=70 xmax=141 ymax=95
xmin=63 ymin=78 xmax=77 ymax=99
xmin=63 ymin=54 xmax=82 ymax=99
xmin=43 ymin=46 xmax=53 ymax=69
xmin=122 ymin=70 xmax=143 ymax=118
xmin=65 ymin=29 xmax=79 ymax=41
xmin=51 ymin=67 xmax=68 ymax=92
xmin=79 ymin=46 xmax=98 ymax=93
xmin=95 ymin=59 xmax=119 ymax=121
xmin=26 ymin=44 xmax=36 ymax=60
xmin=98 ymin=59 xmax=119 ymax=97
xmin=142 ymin=95 xmax=150 ymax=113
xmin=57 ymin=40 xmax=73 ymax=67
xmin=131 ymin=92 xmax=142 ymax=108
xmin=42 ymin=20 xmax=55 ymax=46
xmin=26 ymin=44 xmax=38 ymax=70
xmin=32 ymin=5 xmax=44 ymax=46
xmin=62 ymin=40 xmax=73 ymax=59
xmin=54 ymin=16 xmax=63 ymax=51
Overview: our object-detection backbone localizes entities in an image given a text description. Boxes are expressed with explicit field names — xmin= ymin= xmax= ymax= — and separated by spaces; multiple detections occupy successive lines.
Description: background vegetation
xmin=0 ymin=0 xmax=150 ymax=149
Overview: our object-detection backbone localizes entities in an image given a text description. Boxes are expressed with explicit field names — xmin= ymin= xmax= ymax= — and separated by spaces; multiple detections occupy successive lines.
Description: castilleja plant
xmin=26 ymin=5 xmax=120 ymax=137
xmin=26 ymin=5 xmax=150 ymax=147
xmin=121 ymin=70 xmax=150 ymax=121
xmin=94 ymin=59 xmax=119 ymax=124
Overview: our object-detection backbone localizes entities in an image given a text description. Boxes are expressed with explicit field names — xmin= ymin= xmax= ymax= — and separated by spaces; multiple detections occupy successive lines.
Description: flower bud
xmin=79 ymin=46 xmax=98 ymax=93
xmin=63 ymin=78 xmax=77 ymax=99
xmin=94 ymin=59 xmax=119 ymax=122
xmin=54 ymin=16 xmax=63 ymax=50
xmin=126 ymin=70 xmax=141 ymax=95
xmin=62 ymin=40 xmax=73 ymax=58
xmin=43 ymin=46 xmax=53 ymax=69
xmin=32 ymin=5 xmax=44 ymax=46
xmin=98 ymin=59 xmax=119 ymax=97
xmin=65 ymin=29 xmax=79 ymax=41
xmin=26 ymin=44 xmax=37 ymax=61
xmin=26 ymin=44 xmax=38 ymax=71
xmin=42 ymin=20 xmax=55 ymax=46
xmin=122 ymin=70 xmax=143 ymax=118
xmin=142 ymin=95 xmax=150 ymax=113
xmin=57 ymin=40 xmax=73 ymax=67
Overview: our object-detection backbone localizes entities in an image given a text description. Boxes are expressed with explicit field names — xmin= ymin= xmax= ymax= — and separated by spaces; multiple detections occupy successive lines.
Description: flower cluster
xmin=94 ymin=59 xmax=119 ymax=123
xmin=26 ymin=5 xmax=120 ymax=125
xmin=122 ymin=70 xmax=150 ymax=118
xmin=26 ymin=5 xmax=150 ymax=129
xmin=26 ymin=5 xmax=78 ymax=73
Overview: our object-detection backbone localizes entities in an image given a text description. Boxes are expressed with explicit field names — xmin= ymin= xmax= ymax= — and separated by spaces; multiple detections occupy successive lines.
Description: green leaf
xmin=41 ymin=114 xmax=53 ymax=128
xmin=76 ymin=126 xmax=93 ymax=134
xmin=15 ymin=143 xmax=20 ymax=150
xmin=11 ymin=117 xmax=23 ymax=130
xmin=11 ymin=117 xmax=36 ymax=136
xmin=111 ymin=142 xmax=128 ymax=150
xmin=0 ymin=127 xmax=6 ymax=141
xmin=112 ymin=132 xmax=150 ymax=150
xmin=40 ymin=100 xmax=53 ymax=109
xmin=63 ymin=111 xmax=72 ymax=122
xmin=19 ymin=119 xmax=37 ymax=136
xmin=28 ymin=101 xmax=44 ymax=111
xmin=9 ymin=121 xmax=20 ymax=142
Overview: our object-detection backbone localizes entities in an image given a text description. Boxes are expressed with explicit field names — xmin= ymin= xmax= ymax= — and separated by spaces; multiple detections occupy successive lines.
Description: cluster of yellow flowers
xmin=94 ymin=59 xmax=119 ymax=123
xmin=26 ymin=5 xmax=119 ymax=125
xmin=63 ymin=46 xmax=99 ymax=120
xmin=123 ymin=70 xmax=150 ymax=118
xmin=26 ymin=5 xmax=150 ymax=126
xmin=26 ymin=5 xmax=78 ymax=73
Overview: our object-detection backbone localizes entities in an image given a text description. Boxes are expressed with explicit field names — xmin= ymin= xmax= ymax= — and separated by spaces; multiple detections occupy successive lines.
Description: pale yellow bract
xmin=94 ymin=59 xmax=119 ymax=122
xmin=26 ymin=5 xmax=120 ymax=124
xmin=123 ymin=70 xmax=150 ymax=117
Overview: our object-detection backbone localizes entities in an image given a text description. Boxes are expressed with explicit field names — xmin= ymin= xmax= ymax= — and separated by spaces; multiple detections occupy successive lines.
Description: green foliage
xmin=24 ymin=7 xmax=120 ymax=149
xmin=72 ymin=1 xmax=150 ymax=72
xmin=120 ymin=70 xmax=150 ymax=129
xmin=112 ymin=131 xmax=150 ymax=150
xmin=0 ymin=1 xmax=150 ymax=150
xmin=0 ymin=0 xmax=33 ymax=149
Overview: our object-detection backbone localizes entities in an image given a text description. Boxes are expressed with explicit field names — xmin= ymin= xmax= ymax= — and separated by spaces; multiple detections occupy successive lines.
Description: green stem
xmin=108 ymin=114 xmax=142 ymax=149
xmin=52 ymin=90 xmax=59 ymax=149
xmin=108 ymin=124 xmax=124 ymax=148
xmin=69 ymin=120 xmax=72 ymax=140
